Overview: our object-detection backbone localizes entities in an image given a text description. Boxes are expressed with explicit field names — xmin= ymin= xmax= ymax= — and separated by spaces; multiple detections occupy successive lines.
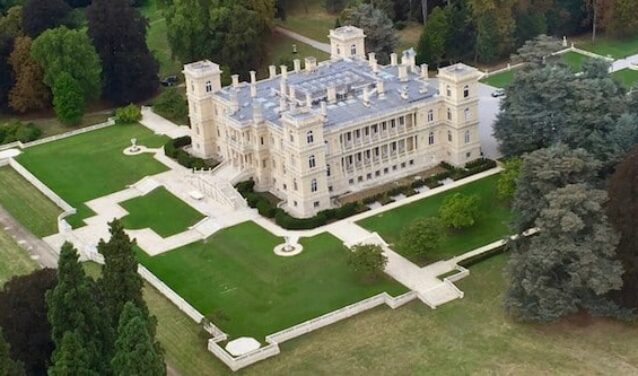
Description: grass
xmin=140 ymin=0 xmax=182 ymax=78
xmin=0 ymin=229 xmax=38 ymax=287
xmin=16 ymin=123 xmax=169 ymax=228
xmin=0 ymin=167 xmax=62 ymax=237
xmin=576 ymin=33 xmax=638 ymax=59
xmin=358 ymin=174 xmax=512 ymax=264
xmin=136 ymin=221 xmax=407 ymax=340
xmin=612 ymin=69 xmax=638 ymax=89
xmin=277 ymin=1 xmax=335 ymax=43
xmin=120 ymin=187 xmax=204 ymax=238
xmin=561 ymin=51 xmax=590 ymax=73
xmin=481 ymin=69 xmax=516 ymax=88
xmin=262 ymin=32 xmax=330 ymax=77
xmin=396 ymin=22 xmax=422 ymax=53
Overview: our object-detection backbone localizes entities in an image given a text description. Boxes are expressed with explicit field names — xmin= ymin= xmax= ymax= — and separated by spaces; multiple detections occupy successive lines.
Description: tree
xmin=31 ymin=26 xmax=102 ymax=101
xmin=0 ymin=328 xmax=24 ymax=376
xmin=98 ymin=220 xmax=147 ymax=331
xmin=46 ymin=243 xmax=112 ymax=374
xmin=152 ymin=88 xmax=187 ymax=124
xmin=0 ymin=5 xmax=23 ymax=107
xmin=505 ymin=184 xmax=626 ymax=322
xmin=8 ymin=36 xmax=49 ymax=113
xmin=325 ymin=0 xmax=348 ymax=13
xmin=48 ymin=331 xmax=96 ymax=376
xmin=398 ymin=217 xmax=444 ymax=261
xmin=439 ymin=193 xmax=480 ymax=230
xmin=64 ymin=0 xmax=91 ymax=7
xmin=511 ymin=34 xmax=562 ymax=65
xmin=111 ymin=303 xmax=165 ymax=376
xmin=607 ymin=146 xmax=638 ymax=309
xmin=52 ymin=73 xmax=85 ymax=125
xmin=21 ymin=0 xmax=70 ymax=37
xmin=87 ymin=0 xmax=159 ymax=104
xmin=469 ymin=0 xmax=517 ymax=63
xmin=496 ymin=158 xmax=522 ymax=200
xmin=165 ymin=0 xmax=210 ymax=64
xmin=474 ymin=11 xmax=500 ymax=63
xmin=0 ymin=269 xmax=56 ymax=375
xmin=512 ymin=145 xmax=601 ymax=232
xmin=416 ymin=6 xmax=448 ymax=67
xmin=347 ymin=244 xmax=387 ymax=281
xmin=607 ymin=0 xmax=638 ymax=37
xmin=343 ymin=3 xmax=398 ymax=64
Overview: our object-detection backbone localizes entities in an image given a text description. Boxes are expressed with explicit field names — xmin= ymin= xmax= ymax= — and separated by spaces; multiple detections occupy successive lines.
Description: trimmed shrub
xmin=275 ymin=210 xmax=328 ymax=230
xmin=163 ymin=136 xmax=212 ymax=169
xmin=0 ymin=120 xmax=42 ymax=144
xmin=114 ymin=104 xmax=142 ymax=124
xmin=257 ymin=199 xmax=277 ymax=218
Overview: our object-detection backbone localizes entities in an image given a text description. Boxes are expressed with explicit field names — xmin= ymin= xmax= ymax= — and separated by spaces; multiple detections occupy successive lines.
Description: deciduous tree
xmin=496 ymin=158 xmax=522 ymax=201
xmin=416 ymin=6 xmax=448 ymax=67
xmin=21 ymin=0 xmax=70 ymax=37
xmin=51 ymin=73 xmax=84 ymax=125
xmin=439 ymin=193 xmax=480 ymax=230
xmin=8 ymin=36 xmax=49 ymax=112
xmin=347 ymin=244 xmax=387 ymax=281
xmin=0 ymin=328 xmax=24 ymax=376
xmin=398 ymin=217 xmax=444 ymax=261
xmin=606 ymin=0 xmax=638 ymax=37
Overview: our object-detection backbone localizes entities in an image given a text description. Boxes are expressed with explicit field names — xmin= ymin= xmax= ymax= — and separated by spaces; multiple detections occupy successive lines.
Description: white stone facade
xmin=184 ymin=26 xmax=482 ymax=218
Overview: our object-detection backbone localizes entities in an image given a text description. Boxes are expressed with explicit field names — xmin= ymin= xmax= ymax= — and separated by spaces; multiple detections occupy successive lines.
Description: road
xmin=477 ymin=84 xmax=503 ymax=160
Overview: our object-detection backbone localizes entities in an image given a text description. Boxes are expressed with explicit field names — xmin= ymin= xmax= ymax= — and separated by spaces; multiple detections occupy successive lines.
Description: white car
xmin=491 ymin=88 xmax=506 ymax=98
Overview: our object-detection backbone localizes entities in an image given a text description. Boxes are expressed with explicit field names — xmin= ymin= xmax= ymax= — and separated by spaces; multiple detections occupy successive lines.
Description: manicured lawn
xmin=576 ymin=33 xmax=638 ymax=59
xmin=612 ymin=68 xmax=638 ymax=88
xmin=561 ymin=51 xmax=590 ymax=72
xmin=16 ymin=123 xmax=169 ymax=228
xmin=0 ymin=167 xmax=62 ymax=237
xmin=262 ymin=31 xmax=330 ymax=78
xmin=136 ymin=221 xmax=407 ymax=340
xmin=481 ymin=69 xmax=516 ymax=88
xmin=278 ymin=1 xmax=334 ymax=43
xmin=120 ymin=187 xmax=204 ymax=238
xmin=358 ymin=175 xmax=512 ymax=264
xmin=0 ymin=229 xmax=38 ymax=287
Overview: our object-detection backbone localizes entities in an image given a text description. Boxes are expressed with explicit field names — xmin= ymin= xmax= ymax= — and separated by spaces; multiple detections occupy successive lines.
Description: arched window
xmin=309 ymin=155 xmax=316 ymax=168
xmin=428 ymin=132 xmax=434 ymax=145
xmin=448 ymin=130 xmax=452 ymax=142
xmin=205 ymin=80 xmax=212 ymax=93
xmin=463 ymin=85 xmax=469 ymax=98
xmin=427 ymin=110 xmax=434 ymax=122
xmin=447 ymin=108 xmax=452 ymax=121
xmin=464 ymin=130 xmax=470 ymax=144
xmin=351 ymin=44 xmax=357 ymax=55
xmin=293 ymin=178 xmax=298 ymax=191
xmin=306 ymin=130 xmax=314 ymax=144
xmin=464 ymin=108 xmax=470 ymax=121
xmin=326 ymin=164 xmax=331 ymax=176
xmin=446 ymin=85 xmax=451 ymax=96
xmin=311 ymin=179 xmax=318 ymax=192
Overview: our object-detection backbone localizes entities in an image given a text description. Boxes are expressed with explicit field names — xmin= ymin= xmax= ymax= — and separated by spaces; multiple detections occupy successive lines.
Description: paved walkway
xmin=274 ymin=26 xmax=331 ymax=54
xmin=140 ymin=107 xmax=191 ymax=137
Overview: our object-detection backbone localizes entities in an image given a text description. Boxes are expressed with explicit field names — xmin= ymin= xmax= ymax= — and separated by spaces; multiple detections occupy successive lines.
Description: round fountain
xmin=274 ymin=236 xmax=303 ymax=257
xmin=123 ymin=138 xmax=146 ymax=155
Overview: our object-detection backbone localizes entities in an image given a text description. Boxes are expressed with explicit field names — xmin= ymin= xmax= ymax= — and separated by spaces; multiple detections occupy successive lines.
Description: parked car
xmin=491 ymin=88 xmax=506 ymax=98
xmin=160 ymin=75 xmax=178 ymax=87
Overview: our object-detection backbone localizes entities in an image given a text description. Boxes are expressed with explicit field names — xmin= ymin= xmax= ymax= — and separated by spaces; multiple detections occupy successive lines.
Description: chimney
xmin=281 ymin=65 xmax=288 ymax=80
xmin=230 ymin=91 xmax=239 ymax=113
xmin=327 ymin=86 xmax=337 ymax=104
xmin=253 ymin=103 xmax=263 ymax=123
xmin=289 ymin=85 xmax=296 ymax=101
xmin=363 ymin=88 xmax=370 ymax=107
xmin=401 ymin=52 xmax=409 ymax=67
xmin=321 ymin=101 xmax=327 ymax=116
xmin=368 ymin=52 xmax=378 ymax=72
xmin=376 ymin=79 xmax=385 ymax=98
xmin=279 ymin=77 xmax=287 ymax=97
xmin=269 ymin=65 xmax=277 ymax=79
xmin=294 ymin=59 xmax=301 ymax=73
xmin=390 ymin=53 xmax=398 ymax=66
xmin=231 ymin=74 xmax=239 ymax=88
xmin=398 ymin=65 xmax=408 ymax=82
xmin=305 ymin=57 xmax=317 ymax=72
xmin=306 ymin=93 xmax=312 ymax=108
xmin=420 ymin=64 xmax=429 ymax=79
xmin=250 ymin=71 xmax=257 ymax=98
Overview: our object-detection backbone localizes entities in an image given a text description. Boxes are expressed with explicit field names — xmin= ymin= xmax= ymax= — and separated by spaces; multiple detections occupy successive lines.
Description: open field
xmin=358 ymin=175 xmax=512 ymax=264
xmin=16 ymin=123 xmax=169 ymax=228
xmin=0 ymin=229 xmax=38 ymax=287
xmin=0 ymin=167 xmax=61 ymax=237
xmin=136 ymin=221 xmax=407 ymax=340
xmin=612 ymin=69 xmax=638 ymax=88
xmin=121 ymin=187 xmax=204 ymax=238
xmin=576 ymin=33 xmax=638 ymax=59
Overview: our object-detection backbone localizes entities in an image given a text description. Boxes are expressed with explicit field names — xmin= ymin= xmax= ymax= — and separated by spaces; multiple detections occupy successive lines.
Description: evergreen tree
xmin=52 ymin=73 xmax=84 ymax=125
xmin=0 ymin=6 xmax=22 ymax=107
xmin=8 ymin=36 xmax=50 ymax=113
xmin=505 ymin=184 xmax=626 ymax=322
xmin=48 ymin=331 xmax=96 ymax=376
xmin=21 ymin=0 xmax=70 ymax=37
xmin=87 ymin=0 xmax=158 ymax=104
xmin=111 ymin=303 xmax=165 ymax=376
xmin=416 ymin=6 xmax=448 ymax=67
xmin=607 ymin=146 xmax=638 ymax=310
xmin=343 ymin=3 xmax=398 ymax=64
xmin=0 ymin=328 xmax=24 ymax=376
xmin=46 ymin=243 xmax=112 ymax=374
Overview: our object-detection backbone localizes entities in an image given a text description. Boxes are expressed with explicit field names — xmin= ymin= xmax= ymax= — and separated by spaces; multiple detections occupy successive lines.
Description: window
xmin=262 ymin=159 xmax=267 ymax=168
xmin=205 ymin=80 xmax=212 ymax=92
xmin=464 ymin=130 xmax=470 ymax=144
xmin=314 ymin=201 xmax=320 ymax=208
xmin=337 ymin=46 xmax=341 ymax=55
xmin=464 ymin=108 xmax=470 ymax=121
xmin=260 ymin=137 xmax=264 ymax=145
xmin=399 ymin=116 xmax=405 ymax=126
xmin=466 ymin=151 xmax=472 ymax=158
xmin=391 ymin=119 xmax=396 ymax=128
xmin=293 ymin=179 xmax=298 ymax=191
xmin=463 ymin=85 xmax=469 ymax=98
xmin=447 ymin=108 xmax=452 ymax=121
xmin=351 ymin=44 xmax=357 ymax=55
xmin=311 ymin=179 xmax=318 ymax=192
xmin=326 ymin=164 xmax=331 ymax=176
xmin=289 ymin=133 xmax=294 ymax=142
xmin=427 ymin=110 xmax=434 ymax=122
xmin=428 ymin=131 xmax=435 ymax=145
xmin=446 ymin=85 xmax=451 ymax=96
xmin=306 ymin=131 xmax=314 ymax=144
xmin=309 ymin=155 xmax=316 ymax=168
xmin=448 ymin=130 xmax=452 ymax=142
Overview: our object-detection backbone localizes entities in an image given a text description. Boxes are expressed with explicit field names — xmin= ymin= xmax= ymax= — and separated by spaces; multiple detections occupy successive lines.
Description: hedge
xmin=0 ymin=120 xmax=42 ymax=144
xmin=164 ymin=136 xmax=213 ymax=169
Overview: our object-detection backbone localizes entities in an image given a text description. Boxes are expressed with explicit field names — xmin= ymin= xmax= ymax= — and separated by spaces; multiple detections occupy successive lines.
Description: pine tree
xmin=48 ymin=331 xmax=97 ymax=376
xmin=0 ymin=328 xmax=24 ymax=376
xmin=46 ymin=243 xmax=112 ymax=374
xmin=111 ymin=303 xmax=165 ymax=376
xmin=87 ymin=0 xmax=158 ymax=104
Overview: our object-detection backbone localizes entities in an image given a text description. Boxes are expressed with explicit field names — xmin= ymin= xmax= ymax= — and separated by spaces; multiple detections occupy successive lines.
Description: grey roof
xmin=216 ymin=57 xmax=440 ymax=130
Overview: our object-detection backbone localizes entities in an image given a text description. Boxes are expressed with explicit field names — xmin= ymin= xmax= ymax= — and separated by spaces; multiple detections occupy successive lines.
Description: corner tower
xmin=329 ymin=26 xmax=366 ymax=60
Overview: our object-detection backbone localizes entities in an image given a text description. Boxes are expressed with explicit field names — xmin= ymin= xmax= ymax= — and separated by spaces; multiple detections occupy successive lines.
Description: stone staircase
xmin=418 ymin=281 xmax=464 ymax=309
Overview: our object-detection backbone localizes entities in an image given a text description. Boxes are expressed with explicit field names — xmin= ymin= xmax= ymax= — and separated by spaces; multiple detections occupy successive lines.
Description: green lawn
xmin=141 ymin=0 xmax=182 ymax=78
xmin=576 ymin=33 xmax=638 ymax=59
xmin=16 ymin=123 xmax=169 ymax=228
xmin=121 ymin=187 xmax=204 ymax=238
xmin=277 ymin=1 xmax=334 ymax=43
xmin=0 ymin=167 xmax=62 ymax=237
xmin=136 ymin=221 xmax=407 ymax=340
xmin=481 ymin=69 xmax=516 ymax=88
xmin=261 ymin=31 xmax=330 ymax=78
xmin=358 ymin=175 xmax=512 ymax=264
xmin=561 ymin=51 xmax=590 ymax=72
xmin=612 ymin=68 xmax=638 ymax=89
xmin=0 ymin=229 xmax=38 ymax=287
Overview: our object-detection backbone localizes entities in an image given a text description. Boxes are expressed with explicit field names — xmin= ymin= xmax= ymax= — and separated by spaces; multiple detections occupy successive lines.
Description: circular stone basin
xmin=274 ymin=242 xmax=303 ymax=257
xmin=123 ymin=146 xmax=151 ymax=156
xmin=225 ymin=337 xmax=261 ymax=356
